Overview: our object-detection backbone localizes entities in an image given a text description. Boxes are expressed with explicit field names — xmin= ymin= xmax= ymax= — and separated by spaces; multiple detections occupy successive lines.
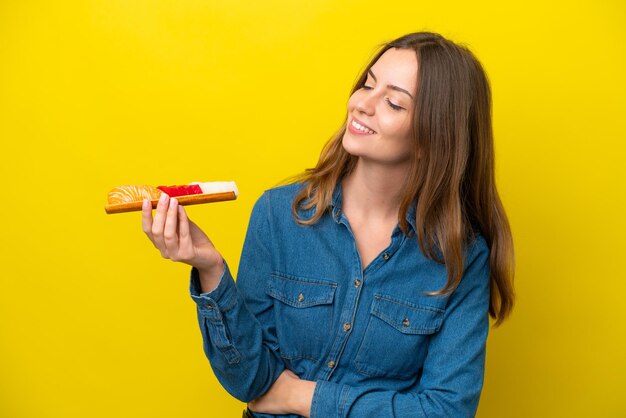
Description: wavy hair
xmin=289 ymin=32 xmax=515 ymax=326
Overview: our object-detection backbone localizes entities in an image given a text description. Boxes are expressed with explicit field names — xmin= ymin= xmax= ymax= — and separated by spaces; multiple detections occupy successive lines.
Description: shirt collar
xmin=331 ymin=181 xmax=343 ymax=215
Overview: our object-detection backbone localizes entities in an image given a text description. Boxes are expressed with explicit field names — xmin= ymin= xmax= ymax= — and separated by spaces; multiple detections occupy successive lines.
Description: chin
xmin=341 ymin=132 xmax=366 ymax=158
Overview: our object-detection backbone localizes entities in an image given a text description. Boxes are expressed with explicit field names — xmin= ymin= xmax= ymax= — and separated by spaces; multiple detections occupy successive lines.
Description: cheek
xmin=379 ymin=113 xmax=413 ymax=138
xmin=380 ymin=115 xmax=414 ymax=159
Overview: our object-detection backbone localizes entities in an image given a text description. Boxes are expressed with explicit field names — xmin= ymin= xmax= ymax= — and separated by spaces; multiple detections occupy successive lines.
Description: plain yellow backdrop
xmin=1 ymin=0 xmax=625 ymax=417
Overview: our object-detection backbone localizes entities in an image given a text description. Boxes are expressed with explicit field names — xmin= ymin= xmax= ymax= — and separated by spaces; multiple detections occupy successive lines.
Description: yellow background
xmin=1 ymin=0 xmax=624 ymax=417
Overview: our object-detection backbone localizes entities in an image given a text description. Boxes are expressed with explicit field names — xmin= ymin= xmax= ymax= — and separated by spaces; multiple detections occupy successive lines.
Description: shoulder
xmin=264 ymin=182 xmax=307 ymax=202
xmin=460 ymin=232 xmax=491 ymax=289
xmin=466 ymin=233 xmax=489 ymax=262
xmin=249 ymin=182 xmax=307 ymax=221
xmin=254 ymin=182 xmax=307 ymax=212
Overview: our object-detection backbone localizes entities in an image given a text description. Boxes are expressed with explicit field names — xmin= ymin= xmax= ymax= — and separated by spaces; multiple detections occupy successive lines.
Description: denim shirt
xmin=189 ymin=182 xmax=490 ymax=418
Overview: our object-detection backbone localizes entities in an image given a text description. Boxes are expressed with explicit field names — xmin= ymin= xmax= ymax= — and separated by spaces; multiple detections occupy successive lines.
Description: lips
xmin=349 ymin=117 xmax=376 ymax=135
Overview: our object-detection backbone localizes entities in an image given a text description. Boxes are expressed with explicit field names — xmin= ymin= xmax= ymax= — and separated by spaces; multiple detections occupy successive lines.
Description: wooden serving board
xmin=105 ymin=191 xmax=237 ymax=214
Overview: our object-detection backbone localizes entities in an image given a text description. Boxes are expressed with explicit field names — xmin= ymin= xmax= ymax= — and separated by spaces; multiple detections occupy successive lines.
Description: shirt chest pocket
xmin=354 ymin=293 xmax=445 ymax=379
xmin=267 ymin=273 xmax=337 ymax=361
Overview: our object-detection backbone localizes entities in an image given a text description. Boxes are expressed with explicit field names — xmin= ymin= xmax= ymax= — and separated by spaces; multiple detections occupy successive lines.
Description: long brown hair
xmin=290 ymin=32 xmax=515 ymax=326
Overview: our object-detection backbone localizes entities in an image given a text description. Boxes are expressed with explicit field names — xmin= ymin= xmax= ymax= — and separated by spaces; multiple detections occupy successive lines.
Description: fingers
xmin=176 ymin=205 xmax=195 ymax=262
xmin=163 ymin=197 xmax=180 ymax=257
xmin=151 ymin=193 xmax=170 ymax=257
xmin=142 ymin=193 xmax=199 ymax=264
xmin=141 ymin=198 xmax=154 ymax=240
xmin=178 ymin=205 xmax=191 ymax=247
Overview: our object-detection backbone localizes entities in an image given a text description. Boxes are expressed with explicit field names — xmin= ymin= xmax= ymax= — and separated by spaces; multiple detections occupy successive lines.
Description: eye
xmin=361 ymin=75 xmax=375 ymax=90
xmin=386 ymin=98 xmax=404 ymax=111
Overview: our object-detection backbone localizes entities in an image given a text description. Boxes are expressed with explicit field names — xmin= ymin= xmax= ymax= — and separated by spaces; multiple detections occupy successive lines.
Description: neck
xmin=341 ymin=158 xmax=410 ymax=221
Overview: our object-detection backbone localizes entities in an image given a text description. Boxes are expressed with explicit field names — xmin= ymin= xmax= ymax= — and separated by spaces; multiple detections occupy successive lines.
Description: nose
xmin=355 ymin=90 xmax=376 ymax=116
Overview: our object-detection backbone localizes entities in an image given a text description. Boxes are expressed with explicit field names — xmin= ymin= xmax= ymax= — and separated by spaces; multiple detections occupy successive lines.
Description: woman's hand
xmin=248 ymin=369 xmax=316 ymax=417
xmin=142 ymin=193 xmax=224 ymax=291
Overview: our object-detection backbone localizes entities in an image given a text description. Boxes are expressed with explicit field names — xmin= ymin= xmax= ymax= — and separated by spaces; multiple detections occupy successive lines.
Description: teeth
xmin=351 ymin=120 xmax=375 ymax=134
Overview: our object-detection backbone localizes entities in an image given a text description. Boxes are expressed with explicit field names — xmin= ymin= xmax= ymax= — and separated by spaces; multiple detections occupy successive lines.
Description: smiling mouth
xmin=350 ymin=119 xmax=376 ymax=134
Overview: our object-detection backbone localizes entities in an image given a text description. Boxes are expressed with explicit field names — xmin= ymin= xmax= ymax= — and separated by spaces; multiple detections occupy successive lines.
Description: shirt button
xmin=354 ymin=279 xmax=361 ymax=288
xmin=402 ymin=318 xmax=410 ymax=327
xmin=327 ymin=360 xmax=335 ymax=369
xmin=205 ymin=304 xmax=213 ymax=310
xmin=383 ymin=252 xmax=390 ymax=261
xmin=343 ymin=323 xmax=352 ymax=332
xmin=298 ymin=293 xmax=304 ymax=302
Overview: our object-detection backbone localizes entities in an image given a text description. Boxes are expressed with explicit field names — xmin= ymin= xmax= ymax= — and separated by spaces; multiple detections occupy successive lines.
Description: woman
xmin=142 ymin=31 xmax=515 ymax=417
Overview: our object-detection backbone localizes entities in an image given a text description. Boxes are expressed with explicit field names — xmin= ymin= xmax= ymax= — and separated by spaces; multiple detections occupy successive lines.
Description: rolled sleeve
xmin=189 ymin=261 xmax=236 ymax=314
xmin=311 ymin=380 xmax=350 ymax=418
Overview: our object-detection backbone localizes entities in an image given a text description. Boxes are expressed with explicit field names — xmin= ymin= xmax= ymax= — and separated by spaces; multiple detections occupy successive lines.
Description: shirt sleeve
xmin=310 ymin=236 xmax=491 ymax=418
xmin=189 ymin=191 xmax=285 ymax=402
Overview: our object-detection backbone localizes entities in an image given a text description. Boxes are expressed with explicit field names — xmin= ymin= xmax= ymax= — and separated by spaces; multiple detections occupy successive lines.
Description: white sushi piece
xmin=189 ymin=181 xmax=239 ymax=197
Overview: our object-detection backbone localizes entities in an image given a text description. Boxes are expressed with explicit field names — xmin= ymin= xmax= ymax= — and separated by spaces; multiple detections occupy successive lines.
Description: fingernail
xmin=142 ymin=199 xmax=149 ymax=209
xmin=169 ymin=198 xmax=176 ymax=208
xmin=159 ymin=193 xmax=167 ymax=203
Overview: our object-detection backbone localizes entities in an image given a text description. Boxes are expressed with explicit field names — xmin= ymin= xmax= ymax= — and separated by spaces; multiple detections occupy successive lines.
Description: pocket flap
xmin=371 ymin=294 xmax=444 ymax=335
xmin=267 ymin=273 xmax=337 ymax=308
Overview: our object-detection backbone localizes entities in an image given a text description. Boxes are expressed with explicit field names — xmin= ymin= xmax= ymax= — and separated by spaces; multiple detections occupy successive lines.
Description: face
xmin=342 ymin=47 xmax=418 ymax=166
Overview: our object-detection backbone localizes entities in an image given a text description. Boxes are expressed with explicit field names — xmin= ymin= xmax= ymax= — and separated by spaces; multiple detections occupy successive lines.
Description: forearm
xmin=310 ymin=380 xmax=481 ymax=418
xmin=260 ymin=370 xmax=481 ymax=418
xmin=190 ymin=264 xmax=285 ymax=401
xmin=248 ymin=370 xmax=317 ymax=417
xmin=197 ymin=259 xmax=225 ymax=293
xmin=291 ymin=379 xmax=316 ymax=417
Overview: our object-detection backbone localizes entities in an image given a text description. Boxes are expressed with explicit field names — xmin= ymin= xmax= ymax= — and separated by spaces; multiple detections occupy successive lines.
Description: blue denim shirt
xmin=189 ymin=182 xmax=490 ymax=417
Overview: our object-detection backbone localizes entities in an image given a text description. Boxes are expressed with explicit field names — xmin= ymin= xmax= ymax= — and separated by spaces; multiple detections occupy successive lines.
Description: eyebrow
xmin=368 ymin=69 xmax=414 ymax=100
